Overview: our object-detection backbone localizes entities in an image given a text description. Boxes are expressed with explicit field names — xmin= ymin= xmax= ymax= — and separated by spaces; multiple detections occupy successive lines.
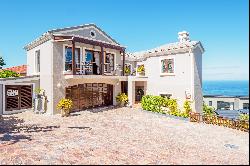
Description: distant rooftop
xmin=2 ymin=65 xmax=27 ymax=76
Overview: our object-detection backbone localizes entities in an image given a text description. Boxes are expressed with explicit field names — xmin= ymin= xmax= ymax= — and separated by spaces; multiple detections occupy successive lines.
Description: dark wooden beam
xmin=72 ymin=40 xmax=76 ymax=75
xmin=53 ymin=35 xmax=125 ymax=51
xmin=122 ymin=51 xmax=125 ymax=76
xmin=101 ymin=46 xmax=104 ymax=75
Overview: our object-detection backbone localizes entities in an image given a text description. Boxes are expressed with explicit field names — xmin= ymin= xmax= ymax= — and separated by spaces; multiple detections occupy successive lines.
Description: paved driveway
xmin=0 ymin=107 xmax=249 ymax=165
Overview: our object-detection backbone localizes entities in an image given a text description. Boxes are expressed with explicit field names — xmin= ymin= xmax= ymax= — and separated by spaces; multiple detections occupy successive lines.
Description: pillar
xmin=128 ymin=79 xmax=135 ymax=107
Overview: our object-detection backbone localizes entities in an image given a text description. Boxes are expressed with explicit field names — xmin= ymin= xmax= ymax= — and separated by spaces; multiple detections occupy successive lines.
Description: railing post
xmin=72 ymin=40 xmax=76 ymax=75
xmin=122 ymin=50 xmax=125 ymax=76
xmin=101 ymin=46 xmax=104 ymax=75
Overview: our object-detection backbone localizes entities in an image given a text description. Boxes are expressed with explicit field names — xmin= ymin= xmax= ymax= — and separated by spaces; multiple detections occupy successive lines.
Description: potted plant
xmin=34 ymin=88 xmax=44 ymax=98
xmin=57 ymin=98 xmax=73 ymax=117
xmin=124 ymin=65 xmax=131 ymax=76
xmin=137 ymin=65 xmax=145 ymax=76
xmin=116 ymin=93 xmax=128 ymax=107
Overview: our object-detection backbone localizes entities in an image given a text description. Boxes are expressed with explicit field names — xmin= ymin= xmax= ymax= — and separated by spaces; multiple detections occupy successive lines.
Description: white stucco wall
xmin=27 ymin=40 xmax=54 ymax=115
xmin=142 ymin=52 xmax=193 ymax=110
xmin=239 ymin=99 xmax=249 ymax=109
xmin=130 ymin=47 xmax=203 ymax=113
xmin=0 ymin=76 xmax=40 ymax=115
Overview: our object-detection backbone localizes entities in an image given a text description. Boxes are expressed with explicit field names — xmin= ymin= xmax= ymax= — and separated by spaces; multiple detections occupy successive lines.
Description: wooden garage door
xmin=66 ymin=83 xmax=113 ymax=111
xmin=5 ymin=85 xmax=33 ymax=111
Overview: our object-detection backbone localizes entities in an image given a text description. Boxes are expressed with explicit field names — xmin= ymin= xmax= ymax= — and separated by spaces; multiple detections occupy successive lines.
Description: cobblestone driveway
xmin=0 ymin=107 xmax=249 ymax=165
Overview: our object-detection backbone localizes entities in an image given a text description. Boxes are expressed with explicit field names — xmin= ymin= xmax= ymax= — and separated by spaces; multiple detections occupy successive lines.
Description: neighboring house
xmin=3 ymin=65 xmax=27 ymax=76
xmin=0 ymin=23 xmax=205 ymax=115
xmin=203 ymin=95 xmax=249 ymax=110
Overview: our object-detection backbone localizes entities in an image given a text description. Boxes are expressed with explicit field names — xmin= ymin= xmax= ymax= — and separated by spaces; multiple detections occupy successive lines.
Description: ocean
xmin=203 ymin=80 xmax=249 ymax=96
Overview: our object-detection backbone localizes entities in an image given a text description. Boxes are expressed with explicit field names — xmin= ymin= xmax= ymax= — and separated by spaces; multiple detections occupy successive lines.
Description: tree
xmin=0 ymin=70 xmax=20 ymax=78
xmin=0 ymin=56 xmax=5 ymax=69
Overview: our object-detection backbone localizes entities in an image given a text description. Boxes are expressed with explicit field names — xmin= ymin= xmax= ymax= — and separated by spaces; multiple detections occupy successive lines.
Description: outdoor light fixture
xmin=57 ymin=83 xmax=61 ymax=88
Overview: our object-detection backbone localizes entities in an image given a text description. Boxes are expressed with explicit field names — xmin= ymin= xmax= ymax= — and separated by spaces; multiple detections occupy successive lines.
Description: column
xmin=72 ymin=40 xmax=76 ymax=75
xmin=128 ymin=79 xmax=135 ymax=107
xmin=101 ymin=46 xmax=104 ymax=75
xmin=122 ymin=50 xmax=125 ymax=76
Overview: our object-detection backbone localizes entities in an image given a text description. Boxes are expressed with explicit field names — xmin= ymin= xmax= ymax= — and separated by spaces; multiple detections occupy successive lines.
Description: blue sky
xmin=0 ymin=0 xmax=248 ymax=81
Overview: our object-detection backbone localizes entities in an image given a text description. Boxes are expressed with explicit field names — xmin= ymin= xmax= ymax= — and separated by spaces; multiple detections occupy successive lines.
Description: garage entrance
xmin=65 ymin=83 xmax=113 ymax=111
xmin=5 ymin=85 xmax=33 ymax=111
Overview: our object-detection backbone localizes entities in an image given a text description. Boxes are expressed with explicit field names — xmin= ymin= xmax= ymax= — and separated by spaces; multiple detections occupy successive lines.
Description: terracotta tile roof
xmin=4 ymin=65 xmax=27 ymax=75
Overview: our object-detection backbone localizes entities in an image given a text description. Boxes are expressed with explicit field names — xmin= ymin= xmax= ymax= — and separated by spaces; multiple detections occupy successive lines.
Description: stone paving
xmin=0 ymin=107 xmax=249 ymax=165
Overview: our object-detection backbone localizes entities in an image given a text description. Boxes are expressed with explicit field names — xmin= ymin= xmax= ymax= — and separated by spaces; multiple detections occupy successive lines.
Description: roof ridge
xmin=47 ymin=23 xmax=96 ymax=33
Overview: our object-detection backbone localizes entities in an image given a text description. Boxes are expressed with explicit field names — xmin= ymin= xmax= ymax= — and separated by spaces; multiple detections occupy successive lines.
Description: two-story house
xmin=0 ymin=24 xmax=204 ymax=115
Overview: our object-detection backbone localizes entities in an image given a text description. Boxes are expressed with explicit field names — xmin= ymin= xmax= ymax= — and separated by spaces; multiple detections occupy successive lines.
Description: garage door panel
xmin=5 ymin=85 xmax=33 ymax=111
xmin=65 ymin=83 xmax=113 ymax=111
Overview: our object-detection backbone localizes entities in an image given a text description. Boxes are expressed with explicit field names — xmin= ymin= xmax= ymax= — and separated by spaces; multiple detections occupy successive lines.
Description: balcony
xmin=64 ymin=62 xmax=123 ymax=76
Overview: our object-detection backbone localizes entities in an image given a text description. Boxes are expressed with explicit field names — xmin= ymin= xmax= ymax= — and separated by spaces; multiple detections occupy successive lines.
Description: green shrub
xmin=203 ymin=102 xmax=215 ymax=115
xmin=0 ymin=70 xmax=20 ymax=78
xmin=141 ymin=95 xmax=165 ymax=113
xmin=142 ymin=95 xmax=192 ymax=118
xmin=164 ymin=98 xmax=179 ymax=115
xmin=239 ymin=114 xmax=249 ymax=121
xmin=183 ymin=100 xmax=192 ymax=117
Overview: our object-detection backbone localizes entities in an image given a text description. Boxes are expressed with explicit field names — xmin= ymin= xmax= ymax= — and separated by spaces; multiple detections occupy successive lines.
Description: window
xmin=35 ymin=50 xmax=40 ymax=73
xmin=90 ymin=30 xmax=96 ymax=38
xmin=64 ymin=46 xmax=80 ymax=71
xmin=217 ymin=101 xmax=234 ymax=110
xmin=243 ymin=103 xmax=249 ymax=109
xmin=161 ymin=58 xmax=174 ymax=74
xmin=104 ymin=53 xmax=114 ymax=73
xmin=160 ymin=93 xmax=172 ymax=99
xmin=209 ymin=101 xmax=212 ymax=106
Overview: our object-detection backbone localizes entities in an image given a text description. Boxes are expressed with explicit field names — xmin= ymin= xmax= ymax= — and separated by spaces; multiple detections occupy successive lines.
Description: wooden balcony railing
xmin=65 ymin=63 xmax=123 ymax=76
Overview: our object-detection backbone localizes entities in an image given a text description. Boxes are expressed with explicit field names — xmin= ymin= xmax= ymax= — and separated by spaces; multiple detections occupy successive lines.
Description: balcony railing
xmin=64 ymin=62 xmax=123 ymax=76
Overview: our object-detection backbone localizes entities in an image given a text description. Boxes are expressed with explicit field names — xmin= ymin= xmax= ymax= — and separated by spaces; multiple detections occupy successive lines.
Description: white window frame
xmin=136 ymin=63 xmax=145 ymax=76
xmin=104 ymin=51 xmax=116 ymax=74
xmin=159 ymin=57 xmax=175 ymax=76
xmin=34 ymin=49 xmax=40 ymax=74
xmin=125 ymin=63 xmax=133 ymax=75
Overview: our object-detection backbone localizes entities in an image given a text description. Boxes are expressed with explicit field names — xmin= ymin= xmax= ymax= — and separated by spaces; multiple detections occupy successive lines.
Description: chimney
xmin=178 ymin=31 xmax=190 ymax=42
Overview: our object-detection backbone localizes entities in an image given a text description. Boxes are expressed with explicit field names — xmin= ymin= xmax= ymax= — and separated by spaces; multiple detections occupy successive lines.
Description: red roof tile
xmin=4 ymin=65 xmax=27 ymax=75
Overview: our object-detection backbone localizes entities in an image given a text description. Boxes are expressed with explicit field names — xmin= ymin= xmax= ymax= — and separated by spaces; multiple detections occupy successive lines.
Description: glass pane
xmin=161 ymin=59 xmax=166 ymax=73
xmin=75 ymin=48 xmax=80 ymax=63
xmin=65 ymin=47 xmax=72 ymax=62
xmin=86 ymin=51 xmax=93 ymax=62
xmin=167 ymin=59 xmax=174 ymax=73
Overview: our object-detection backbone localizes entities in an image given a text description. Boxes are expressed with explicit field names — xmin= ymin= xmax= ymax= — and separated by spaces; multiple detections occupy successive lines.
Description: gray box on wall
xmin=0 ymin=84 xmax=3 ymax=115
